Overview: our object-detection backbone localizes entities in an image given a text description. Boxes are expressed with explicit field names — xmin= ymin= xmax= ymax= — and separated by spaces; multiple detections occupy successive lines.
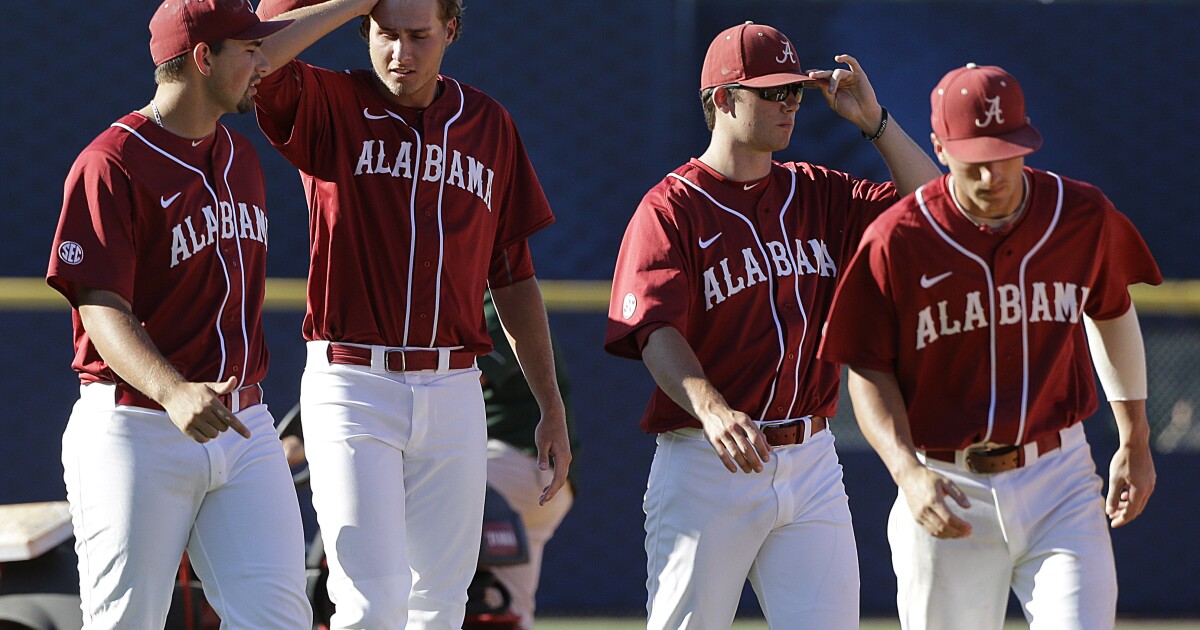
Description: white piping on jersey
xmin=915 ymin=183 xmax=998 ymax=442
xmin=217 ymin=125 xmax=253 ymax=383
xmin=915 ymin=173 xmax=1065 ymax=445
xmin=772 ymin=169 xmax=811 ymax=419
xmin=112 ymin=122 xmax=235 ymax=382
xmin=667 ymin=172 xmax=786 ymax=423
xmin=372 ymin=80 xmax=465 ymax=347
xmin=1014 ymin=172 xmax=1064 ymax=443
xmin=379 ymin=108 xmax=423 ymax=347
xmin=428 ymin=78 xmax=466 ymax=346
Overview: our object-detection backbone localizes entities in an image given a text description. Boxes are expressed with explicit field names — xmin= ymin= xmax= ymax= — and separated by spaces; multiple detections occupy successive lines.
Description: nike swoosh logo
xmin=192 ymin=140 xmax=203 ymax=147
xmin=743 ymin=182 xmax=761 ymax=190
xmin=920 ymin=271 xmax=953 ymax=288
xmin=160 ymin=192 xmax=182 ymax=208
xmin=363 ymin=108 xmax=390 ymax=120
xmin=698 ymin=233 xmax=723 ymax=249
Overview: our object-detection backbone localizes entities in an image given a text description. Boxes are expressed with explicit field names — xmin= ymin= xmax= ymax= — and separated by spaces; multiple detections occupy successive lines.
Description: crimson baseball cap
xmin=700 ymin=22 xmax=815 ymax=91
xmin=931 ymin=63 xmax=1043 ymax=163
xmin=149 ymin=0 xmax=294 ymax=66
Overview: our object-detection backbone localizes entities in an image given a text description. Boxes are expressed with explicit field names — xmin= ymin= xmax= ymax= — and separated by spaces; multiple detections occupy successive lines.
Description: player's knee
xmin=210 ymin=577 xmax=313 ymax=629
xmin=327 ymin=573 xmax=412 ymax=628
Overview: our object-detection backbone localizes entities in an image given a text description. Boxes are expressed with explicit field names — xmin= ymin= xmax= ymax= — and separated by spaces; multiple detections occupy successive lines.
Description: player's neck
xmin=950 ymin=172 xmax=1030 ymax=229
xmin=141 ymin=85 xmax=220 ymax=140
xmin=698 ymin=136 xmax=773 ymax=183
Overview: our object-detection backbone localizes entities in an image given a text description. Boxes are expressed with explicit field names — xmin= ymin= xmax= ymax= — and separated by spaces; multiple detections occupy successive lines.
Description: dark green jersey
xmin=479 ymin=292 xmax=580 ymax=469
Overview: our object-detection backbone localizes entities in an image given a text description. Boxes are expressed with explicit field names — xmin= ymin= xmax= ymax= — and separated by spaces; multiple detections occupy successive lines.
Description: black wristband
xmin=862 ymin=107 xmax=889 ymax=142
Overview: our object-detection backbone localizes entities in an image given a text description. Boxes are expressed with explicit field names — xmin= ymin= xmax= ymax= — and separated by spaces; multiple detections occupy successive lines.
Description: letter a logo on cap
xmin=776 ymin=39 xmax=797 ymax=64
xmin=975 ymin=95 xmax=1005 ymax=128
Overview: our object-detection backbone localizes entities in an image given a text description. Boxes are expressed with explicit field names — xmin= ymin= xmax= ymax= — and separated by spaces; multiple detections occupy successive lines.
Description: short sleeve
xmin=488 ymin=239 xmax=536 ymax=289
xmin=1084 ymin=198 xmax=1162 ymax=320
xmin=604 ymin=196 xmax=692 ymax=360
xmin=46 ymin=148 xmax=137 ymax=306
xmin=254 ymin=60 xmax=330 ymax=175
xmin=818 ymin=225 xmax=899 ymax=371
xmin=491 ymin=115 xmax=554 ymax=250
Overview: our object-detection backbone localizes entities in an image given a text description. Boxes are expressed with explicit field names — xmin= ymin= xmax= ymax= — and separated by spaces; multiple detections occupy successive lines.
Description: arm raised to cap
xmin=257 ymin=0 xmax=378 ymax=74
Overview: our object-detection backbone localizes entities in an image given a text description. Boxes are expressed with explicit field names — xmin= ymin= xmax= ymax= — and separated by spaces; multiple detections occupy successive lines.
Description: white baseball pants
xmin=485 ymin=439 xmax=574 ymax=630
xmin=61 ymin=383 xmax=311 ymax=630
xmin=302 ymin=341 xmax=487 ymax=629
xmin=644 ymin=427 xmax=859 ymax=630
xmin=891 ymin=422 xmax=1117 ymax=630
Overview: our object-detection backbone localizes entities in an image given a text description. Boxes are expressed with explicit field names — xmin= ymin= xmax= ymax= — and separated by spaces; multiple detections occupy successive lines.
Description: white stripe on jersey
xmin=112 ymin=122 xmax=237 ymax=383
xmin=217 ymin=125 xmax=253 ymax=384
xmin=429 ymin=78 xmax=466 ymax=346
xmin=915 ymin=184 xmax=999 ymax=442
xmin=1014 ymin=172 xmax=1064 ymax=443
xmin=379 ymin=108 xmax=423 ymax=347
xmin=667 ymin=172 xmax=788 ymax=423
xmin=773 ymin=168 xmax=812 ymax=420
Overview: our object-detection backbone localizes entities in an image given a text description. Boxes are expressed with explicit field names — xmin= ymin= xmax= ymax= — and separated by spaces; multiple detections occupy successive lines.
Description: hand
xmin=1106 ymin=441 xmax=1156 ymax=527
xmin=534 ymin=407 xmax=573 ymax=506
xmin=160 ymin=377 xmax=251 ymax=443
xmin=897 ymin=465 xmax=972 ymax=538
xmin=805 ymin=53 xmax=883 ymax=135
xmin=698 ymin=407 xmax=771 ymax=474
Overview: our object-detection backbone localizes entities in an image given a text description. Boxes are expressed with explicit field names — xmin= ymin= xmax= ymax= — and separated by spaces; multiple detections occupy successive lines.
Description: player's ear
xmin=444 ymin=17 xmax=459 ymax=43
xmin=192 ymin=42 xmax=214 ymax=78
xmin=930 ymin=133 xmax=950 ymax=166
xmin=713 ymin=86 xmax=735 ymax=112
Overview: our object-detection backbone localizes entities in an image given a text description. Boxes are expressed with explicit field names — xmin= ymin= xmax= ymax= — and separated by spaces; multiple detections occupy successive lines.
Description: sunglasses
xmin=719 ymin=82 xmax=808 ymax=102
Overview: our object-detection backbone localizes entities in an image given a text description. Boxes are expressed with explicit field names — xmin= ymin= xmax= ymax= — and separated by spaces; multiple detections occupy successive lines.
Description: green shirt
xmin=479 ymin=293 xmax=580 ymax=479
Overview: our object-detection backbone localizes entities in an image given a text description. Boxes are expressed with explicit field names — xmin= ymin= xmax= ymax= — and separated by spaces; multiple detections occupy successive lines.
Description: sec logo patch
xmin=622 ymin=292 xmax=637 ymax=320
xmin=58 ymin=241 xmax=84 ymax=265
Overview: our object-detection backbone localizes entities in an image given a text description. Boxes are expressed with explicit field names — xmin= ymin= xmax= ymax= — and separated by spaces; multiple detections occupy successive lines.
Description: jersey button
xmin=419 ymin=313 xmax=428 ymax=319
xmin=786 ymin=353 xmax=795 ymax=360
xmin=424 ymin=261 xmax=431 ymax=268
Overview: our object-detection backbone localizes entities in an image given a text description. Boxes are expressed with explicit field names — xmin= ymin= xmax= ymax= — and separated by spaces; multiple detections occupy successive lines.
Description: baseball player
xmin=248 ymin=1 xmax=572 ymax=627
xmin=604 ymin=22 xmax=941 ymax=629
xmin=819 ymin=64 xmax=1160 ymax=630
xmin=479 ymin=290 xmax=579 ymax=630
xmin=45 ymin=1 xmax=311 ymax=628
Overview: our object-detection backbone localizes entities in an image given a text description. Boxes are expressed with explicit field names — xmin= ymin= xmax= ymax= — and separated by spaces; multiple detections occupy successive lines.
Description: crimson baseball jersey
xmin=605 ymin=158 xmax=897 ymax=433
xmin=47 ymin=113 xmax=270 ymax=394
xmin=253 ymin=61 xmax=553 ymax=352
xmin=819 ymin=168 xmax=1162 ymax=450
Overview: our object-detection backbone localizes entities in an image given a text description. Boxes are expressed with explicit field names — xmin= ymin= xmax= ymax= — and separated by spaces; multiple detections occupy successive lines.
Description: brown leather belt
xmin=327 ymin=343 xmax=476 ymax=372
xmin=762 ymin=416 xmax=827 ymax=447
xmin=925 ymin=431 xmax=1063 ymax=474
xmin=116 ymin=383 xmax=263 ymax=413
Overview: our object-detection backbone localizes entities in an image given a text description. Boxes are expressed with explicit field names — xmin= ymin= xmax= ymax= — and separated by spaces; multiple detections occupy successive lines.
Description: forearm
xmin=847 ymin=366 xmax=925 ymax=485
xmin=489 ymin=278 xmax=565 ymax=418
xmin=1111 ymin=399 xmax=1152 ymax=448
xmin=869 ymin=117 xmax=943 ymax=196
xmin=76 ymin=288 xmax=188 ymax=405
xmin=641 ymin=326 xmax=730 ymax=421
xmin=259 ymin=0 xmax=376 ymax=73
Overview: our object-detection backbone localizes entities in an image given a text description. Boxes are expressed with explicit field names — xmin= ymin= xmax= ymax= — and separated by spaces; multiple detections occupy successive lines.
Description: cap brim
xmin=941 ymin=124 xmax=1043 ymax=163
xmin=738 ymin=72 xmax=816 ymax=88
xmin=231 ymin=17 xmax=294 ymax=41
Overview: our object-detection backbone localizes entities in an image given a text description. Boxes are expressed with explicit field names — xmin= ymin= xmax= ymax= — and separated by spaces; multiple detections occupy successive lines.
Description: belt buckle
xmin=964 ymin=444 xmax=1018 ymax=474
xmin=762 ymin=418 xmax=808 ymax=448
xmin=383 ymin=349 xmax=407 ymax=372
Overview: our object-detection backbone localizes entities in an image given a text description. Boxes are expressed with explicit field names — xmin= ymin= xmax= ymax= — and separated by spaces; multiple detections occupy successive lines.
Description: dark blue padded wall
xmin=2 ymin=0 xmax=1197 ymax=619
